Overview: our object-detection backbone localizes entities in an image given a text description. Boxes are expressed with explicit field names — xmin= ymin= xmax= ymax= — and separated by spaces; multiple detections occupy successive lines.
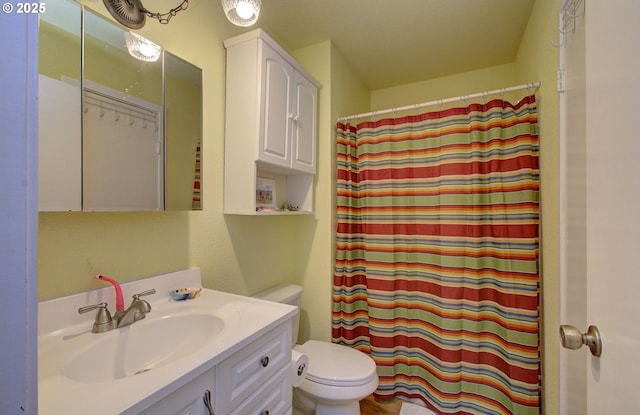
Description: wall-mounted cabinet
xmin=223 ymin=29 xmax=320 ymax=215
xmin=37 ymin=2 xmax=203 ymax=212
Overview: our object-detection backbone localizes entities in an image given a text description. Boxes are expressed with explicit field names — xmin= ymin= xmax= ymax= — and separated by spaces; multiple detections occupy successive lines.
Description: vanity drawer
xmin=215 ymin=321 xmax=291 ymax=414
xmin=229 ymin=364 xmax=291 ymax=415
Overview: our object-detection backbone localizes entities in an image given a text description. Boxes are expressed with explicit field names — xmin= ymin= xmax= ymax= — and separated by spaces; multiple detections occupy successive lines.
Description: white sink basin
xmin=62 ymin=313 xmax=224 ymax=382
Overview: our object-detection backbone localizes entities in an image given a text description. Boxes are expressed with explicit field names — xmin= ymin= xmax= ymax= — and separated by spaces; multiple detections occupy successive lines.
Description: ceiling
xmin=257 ymin=0 xmax=536 ymax=90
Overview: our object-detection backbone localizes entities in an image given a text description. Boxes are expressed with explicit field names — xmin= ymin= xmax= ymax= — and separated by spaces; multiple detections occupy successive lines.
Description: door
xmin=560 ymin=1 xmax=640 ymax=413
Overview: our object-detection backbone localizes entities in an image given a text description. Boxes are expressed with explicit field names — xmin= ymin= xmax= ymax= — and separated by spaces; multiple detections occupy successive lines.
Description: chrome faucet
xmin=113 ymin=289 xmax=156 ymax=327
xmin=78 ymin=274 xmax=156 ymax=333
xmin=78 ymin=289 xmax=156 ymax=333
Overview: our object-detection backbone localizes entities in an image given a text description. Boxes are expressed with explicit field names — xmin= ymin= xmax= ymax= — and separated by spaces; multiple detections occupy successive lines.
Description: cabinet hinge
xmin=557 ymin=69 xmax=565 ymax=93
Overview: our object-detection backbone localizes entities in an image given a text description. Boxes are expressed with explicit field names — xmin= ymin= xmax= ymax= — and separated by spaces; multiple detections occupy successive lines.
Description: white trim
xmin=0 ymin=8 xmax=39 ymax=414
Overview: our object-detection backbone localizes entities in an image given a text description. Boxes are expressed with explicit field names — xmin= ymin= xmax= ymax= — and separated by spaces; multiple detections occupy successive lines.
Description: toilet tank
xmin=252 ymin=284 xmax=302 ymax=344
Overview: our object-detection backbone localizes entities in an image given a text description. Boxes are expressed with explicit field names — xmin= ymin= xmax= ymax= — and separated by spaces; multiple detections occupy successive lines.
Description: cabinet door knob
xmin=260 ymin=356 xmax=270 ymax=367
xmin=260 ymin=411 xmax=269 ymax=415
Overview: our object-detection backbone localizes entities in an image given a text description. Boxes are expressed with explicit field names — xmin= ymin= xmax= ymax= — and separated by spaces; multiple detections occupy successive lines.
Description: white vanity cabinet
xmin=138 ymin=321 xmax=292 ymax=415
xmin=224 ymin=28 xmax=320 ymax=215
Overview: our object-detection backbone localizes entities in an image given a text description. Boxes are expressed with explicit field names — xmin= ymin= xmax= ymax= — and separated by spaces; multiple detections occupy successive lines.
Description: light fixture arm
xmin=142 ymin=0 xmax=190 ymax=25
xmin=103 ymin=0 xmax=189 ymax=29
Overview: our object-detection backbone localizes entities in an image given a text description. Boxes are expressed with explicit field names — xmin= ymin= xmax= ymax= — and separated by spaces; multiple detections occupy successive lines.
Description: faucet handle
xmin=132 ymin=288 xmax=156 ymax=299
xmin=78 ymin=302 xmax=115 ymax=333
xmin=132 ymin=288 xmax=156 ymax=314
xmin=78 ymin=302 xmax=109 ymax=315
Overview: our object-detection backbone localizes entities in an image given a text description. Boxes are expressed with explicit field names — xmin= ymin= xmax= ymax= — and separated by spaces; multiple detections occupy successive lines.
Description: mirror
xmin=38 ymin=1 xmax=203 ymax=211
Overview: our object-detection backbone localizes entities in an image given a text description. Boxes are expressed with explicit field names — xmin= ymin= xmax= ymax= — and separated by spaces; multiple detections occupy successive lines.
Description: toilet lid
xmin=297 ymin=340 xmax=377 ymax=387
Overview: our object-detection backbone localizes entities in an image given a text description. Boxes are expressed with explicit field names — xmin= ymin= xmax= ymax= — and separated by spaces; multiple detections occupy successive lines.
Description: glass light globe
xmin=124 ymin=31 xmax=161 ymax=62
xmin=221 ymin=0 xmax=261 ymax=27
xmin=235 ymin=1 xmax=254 ymax=19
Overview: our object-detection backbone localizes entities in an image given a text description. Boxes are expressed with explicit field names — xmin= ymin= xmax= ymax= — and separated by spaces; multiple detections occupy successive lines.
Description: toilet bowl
xmin=253 ymin=285 xmax=379 ymax=415
xmin=293 ymin=340 xmax=378 ymax=415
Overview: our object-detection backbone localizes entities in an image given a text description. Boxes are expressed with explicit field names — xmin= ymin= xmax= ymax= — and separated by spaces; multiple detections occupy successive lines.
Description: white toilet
xmin=253 ymin=285 xmax=379 ymax=415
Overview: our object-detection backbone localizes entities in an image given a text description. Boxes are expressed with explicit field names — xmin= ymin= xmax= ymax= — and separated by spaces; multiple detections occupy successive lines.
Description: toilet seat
xmin=296 ymin=340 xmax=378 ymax=387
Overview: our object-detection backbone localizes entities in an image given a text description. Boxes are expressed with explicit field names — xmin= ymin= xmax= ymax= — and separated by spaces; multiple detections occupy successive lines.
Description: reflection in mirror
xmin=37 ymin=0 xmax=82 ymax=211
xmin=165 ymin=53 xmax=203 ymax=210
xmin=83 ymin=9 xmax=164 ymax=211
xmin=37 ymin=1 xmax=203 ymax=211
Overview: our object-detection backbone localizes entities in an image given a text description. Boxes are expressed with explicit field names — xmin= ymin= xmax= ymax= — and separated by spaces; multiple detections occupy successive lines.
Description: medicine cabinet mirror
xmin=38 ymin=0 xmax=203 ymax=211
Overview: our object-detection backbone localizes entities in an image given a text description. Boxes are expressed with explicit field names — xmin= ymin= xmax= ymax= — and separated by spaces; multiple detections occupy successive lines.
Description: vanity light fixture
xmin=104 ymin=0 xmax=260 ymax=29
xmin=221 ymin=0 xmax=261 ymax=27
xmin=125 ymin=31 xmax=161 ymax=62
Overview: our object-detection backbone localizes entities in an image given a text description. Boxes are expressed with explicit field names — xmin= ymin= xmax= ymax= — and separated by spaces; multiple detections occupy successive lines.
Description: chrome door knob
xmin=560 ymin=324 xmax=602 ymax=357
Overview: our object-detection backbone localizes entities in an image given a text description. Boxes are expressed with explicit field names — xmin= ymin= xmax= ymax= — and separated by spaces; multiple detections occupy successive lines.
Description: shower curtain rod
xmin=337 ymin=81 xmax=540 ymax=122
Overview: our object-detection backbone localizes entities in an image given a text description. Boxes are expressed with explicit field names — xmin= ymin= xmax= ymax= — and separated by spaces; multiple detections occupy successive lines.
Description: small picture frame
xmin=256 ymin=177 xmax=277 ymax=210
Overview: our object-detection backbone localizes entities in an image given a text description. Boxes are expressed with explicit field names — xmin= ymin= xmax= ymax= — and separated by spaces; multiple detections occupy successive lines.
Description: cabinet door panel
xmin=137 ymin=369 xmax=212 ymax=415
xmin=229 ymin=365 xmax=291 ymax=415
xmin=216 ymin=322 xmax=291 ymax=414
xmin=260 ymin=45 xmax=293 ymax=168
xmin=291 ymin=73 xmax=317 ymax=174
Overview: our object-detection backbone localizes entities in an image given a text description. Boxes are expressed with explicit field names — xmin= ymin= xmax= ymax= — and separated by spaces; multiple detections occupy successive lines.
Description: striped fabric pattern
xmin=192 ymin=139 xmax=201 ymax=209
xmin=332 ymin=96 xmax=540 ymax=415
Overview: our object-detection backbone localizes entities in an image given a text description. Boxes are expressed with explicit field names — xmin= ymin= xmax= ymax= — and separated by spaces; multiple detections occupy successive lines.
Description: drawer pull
xmin=203 ymin=389 xmax=214 ymax=415
xmin=260 ymin=356 xmax=270 ymax=368
xmin=260 ymin=411 xmax=269 ymax=415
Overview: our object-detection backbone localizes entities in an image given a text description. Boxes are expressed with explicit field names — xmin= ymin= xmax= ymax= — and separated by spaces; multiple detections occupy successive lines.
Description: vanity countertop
xmin=38 ymin=268 xmax=296 ymax=415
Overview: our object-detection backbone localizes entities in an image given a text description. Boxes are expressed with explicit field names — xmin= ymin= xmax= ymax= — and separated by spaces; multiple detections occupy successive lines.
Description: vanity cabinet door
xmin=215 ymin=321 xmax=292 ymax=414
xmin=137 ymin=368 xmax=213 ymax=415
xmin=229 ymin=365 xmax=291 ymax=415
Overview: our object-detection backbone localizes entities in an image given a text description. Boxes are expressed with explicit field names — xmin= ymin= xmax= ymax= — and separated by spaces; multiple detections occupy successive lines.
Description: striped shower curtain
xmin=332 ymin=95 xmax=540 ymax=415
